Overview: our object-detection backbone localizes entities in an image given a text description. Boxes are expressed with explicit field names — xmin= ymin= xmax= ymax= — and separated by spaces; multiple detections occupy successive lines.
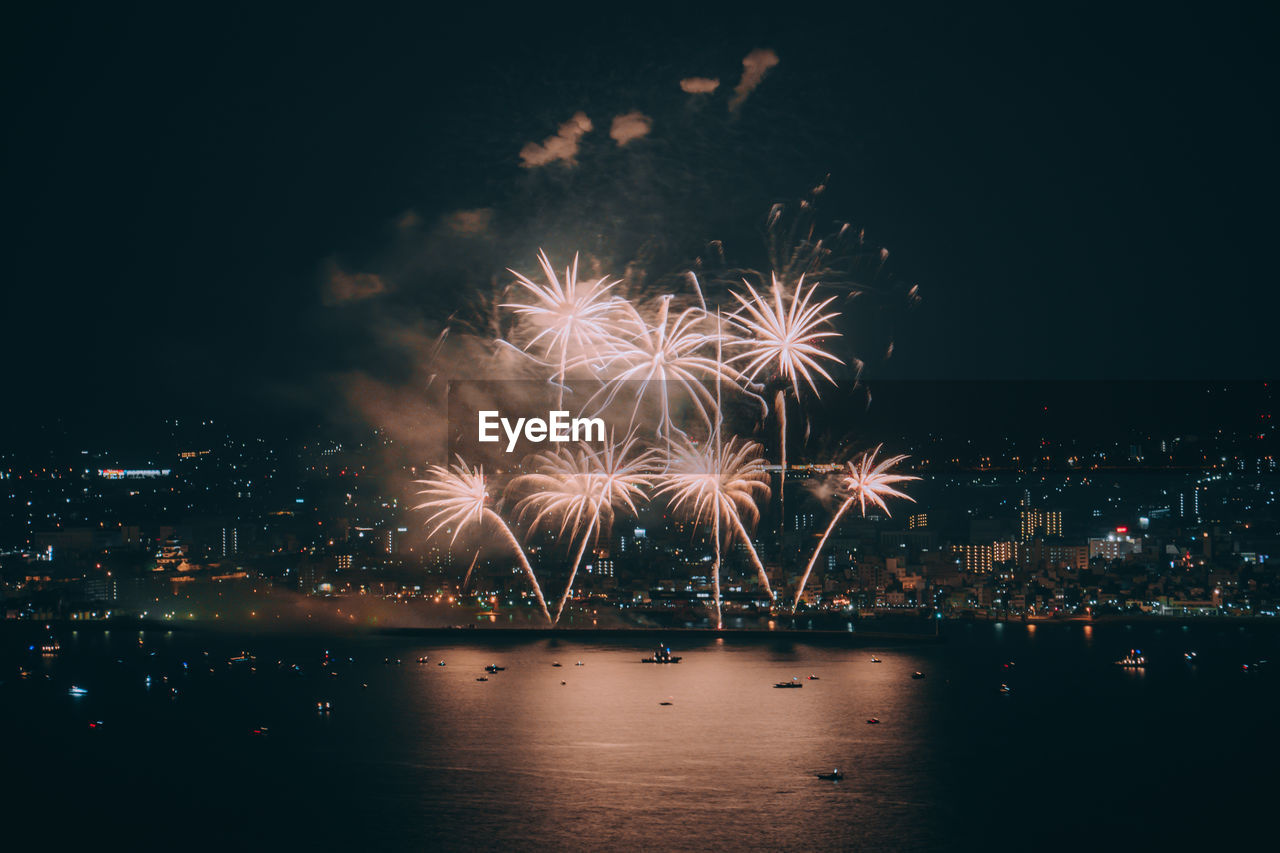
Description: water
xmin=3 ymin=622 xmax=1277 ymax=851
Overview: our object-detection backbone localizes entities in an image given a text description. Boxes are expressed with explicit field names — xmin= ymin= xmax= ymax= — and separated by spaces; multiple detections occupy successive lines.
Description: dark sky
xmin=3 ymin=3 xmax=1276 ymax=441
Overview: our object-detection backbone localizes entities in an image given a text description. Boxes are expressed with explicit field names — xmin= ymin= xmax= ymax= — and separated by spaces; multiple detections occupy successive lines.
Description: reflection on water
xmin=2 ymin=623 xmax=1278 ymax=850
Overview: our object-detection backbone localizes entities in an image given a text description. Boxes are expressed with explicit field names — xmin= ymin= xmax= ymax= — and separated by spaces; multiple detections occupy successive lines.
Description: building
xmin=1020 ymin=508 xmax=1063 ymax=540
xmin=951 ymin=541 xmax=1016 ymax=573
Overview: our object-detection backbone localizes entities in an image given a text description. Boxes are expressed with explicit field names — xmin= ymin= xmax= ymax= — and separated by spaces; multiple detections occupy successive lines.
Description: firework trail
xmin=512 ymin=433 xmax=656 ymax=622
xmin=657 ymin=436 xmax=773 ymax=624
xmin=413 ymin=456 xmax=553 ymax=624
xmin=460 ymin=549 xmax=481 ymax=591
xmin=792 ymin=446 xmax=918 ymax=613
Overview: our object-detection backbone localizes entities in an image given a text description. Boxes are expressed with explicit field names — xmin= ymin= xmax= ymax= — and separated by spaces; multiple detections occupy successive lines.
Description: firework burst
xmin=792 ymin=446 xmax=918 ymax=612
xmin=413 ymin=456 xmax=553 ymax=624
xmin=656 ymin=436 xmax=773 ymax=626
xmin=503 ymin=250 xmax=623 ymax=394
xmin=512 ymin=434 xmax=657 ymax=622
xmin=584 ymin=295 xmax=740 ymax=440
xmin=726 ymin=274 xmax=843 ymax=399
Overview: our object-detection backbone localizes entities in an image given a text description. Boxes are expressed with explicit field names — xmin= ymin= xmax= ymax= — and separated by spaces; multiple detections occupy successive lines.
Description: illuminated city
xmin=3 ymin=5 xmax=1277 ymax=851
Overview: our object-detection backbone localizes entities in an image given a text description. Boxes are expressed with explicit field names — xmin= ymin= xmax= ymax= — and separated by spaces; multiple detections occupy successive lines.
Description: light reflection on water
xmin=3 ymin=623 xmax=1279 ymax=850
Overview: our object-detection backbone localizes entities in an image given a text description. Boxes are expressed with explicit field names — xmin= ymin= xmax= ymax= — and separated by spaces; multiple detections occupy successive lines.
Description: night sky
xmin=4 ymin=3 xmax=1276 ymax=442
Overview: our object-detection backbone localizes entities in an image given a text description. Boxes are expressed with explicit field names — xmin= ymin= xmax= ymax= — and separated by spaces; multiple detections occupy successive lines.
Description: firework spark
xmin=792 ymin=446 xmax=918 ymax=612
xmin=656 ymin=436 xmax=773 ymax=625
xmin=413 ymin=456 xmax=553 ymax=624
xmin=513 ymin=434 xmax=657 ymax=622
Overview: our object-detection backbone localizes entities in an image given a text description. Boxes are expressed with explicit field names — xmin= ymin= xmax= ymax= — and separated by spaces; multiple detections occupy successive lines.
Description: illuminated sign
xmin=98 ymin=469 xmax=172 ymax=480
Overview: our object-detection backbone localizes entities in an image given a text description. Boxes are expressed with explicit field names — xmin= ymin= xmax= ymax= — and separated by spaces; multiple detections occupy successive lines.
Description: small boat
xmin=575 ymin=661 xmax=584 ymax=666
xmin=552 ymin=662 xmax=563 ymax=668
xmin=476 ymin=676 xmax=488 ymax=682
xmin=384 ymin=658 xmax=401 ymax=665
xmin=1114 ymin=650 xmax=1146 ymax=667
xmin=817 ymin=770 xmax=844 ymax=781
xmin=251 ymin=726 xmax=269 ymax=736
xmin=228 ymin=652 xmax=255 ymax=665
xmin=642 ymin=645 xmax=682 ymax=664
xmin=316 ymin=701 xmax=331 ymax=713
xmin=774 ymin=679 xmax=803 ymax=689
xmin=659 ymin=700 xmax=673 ymax=706
xmin=68 ymin=686 xmax=88 ymax=696
xmin=1184 ymin=651 xmax=1197 ymax=662
xmin=912 ymin=671 xmax=926 ymax=680
xmin=999 ymin=683 xmax=1012 ymax=694
xmin=485 ymin=664 xmax=506 ymax=673
xmin=560 ymin=680 xmax=567 ymax=685
xmin=417 ymin=657 xmax=430 ymax=664
xmin=866 ymin=717 xmax=880 ymax=724
xmin=437 ymin=661 xmax=447 ymax=667
xmin=807 ymin=674 xmax=821 ymax=680
xmin=870 ymin=656 xmax=881 ymax=663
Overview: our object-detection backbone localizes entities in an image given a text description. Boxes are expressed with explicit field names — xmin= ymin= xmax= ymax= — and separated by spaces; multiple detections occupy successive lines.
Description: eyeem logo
xmin=478 ymin=410 xmax=606 ymax=453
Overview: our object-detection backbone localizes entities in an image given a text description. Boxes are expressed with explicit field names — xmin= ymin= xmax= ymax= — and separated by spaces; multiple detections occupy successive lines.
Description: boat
xmin=575 ymin=661 xmax=584 ymax=666
xmin=560 ymin=680 xmax=567 ymax=685
xmin=807 ymin=674 xmax=821 ymax=680
xmin=484 ymin=664 xmax=505 ymax=673
xmin=68 ymin=686 xmax=88 ymax=696
xmin=816 ymin=771 xmax=844 ymax=781
xmin=417 ymin=657 xmax=430 ymax=664
xmin=642 ymin=645 xmax=682 ymax=663
xmin=1114 ymin=649 xmax=1146 ymax=667
xmin=476 ymin=676 xmax=489 ymax=682
xmin=228 ymin=652 xmax=255 ymax=665
xmin=999 ymin=683 xmax=1012 ymax=694
xmin=659 ymin=700 xmax=673 ymax=706
xmin=552 ymin=662 xmax=563 ymax=667
xmin=912 ymin=671 xmax=926 ymax=680
xmin=870 ymin=656 xmax=881 ymax=663
xmin=774 ymin=679 xmax=803 ymax=689
xmin=866 ymin=717 xmax=880 ymax=724
xmin=437 ymin=661 xmax=446 ymax=667
xmin=1184 ymin=651 xmax=1197 ymax=662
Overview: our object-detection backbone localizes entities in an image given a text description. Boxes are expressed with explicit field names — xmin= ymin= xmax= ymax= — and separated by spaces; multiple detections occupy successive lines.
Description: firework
xmin=792 ymin=446 xmax=918 ymax=612
xmin=584 ymin=295 xmax=739 ymax=440
xmin=413 ymin=456 xmax=553 ymax=624
xmin=656 ymin=436 xmax=773 ymax=626
xmin=727 ymin=273 xmax=843 ymax=523
xmin=503 ymin=250 xmax=623 ymax=395
xmin=726 ymin=274 xmax=843 ymax=400
xmin=512 ymin=434 xmax=657 ymax=622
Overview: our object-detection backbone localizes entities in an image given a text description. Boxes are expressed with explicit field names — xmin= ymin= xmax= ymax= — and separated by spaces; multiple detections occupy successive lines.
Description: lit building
xmin=951 ymin=541 xmax=1016 ymax=573
xmin=1020 ymin=508 xmax=1062 ymax=540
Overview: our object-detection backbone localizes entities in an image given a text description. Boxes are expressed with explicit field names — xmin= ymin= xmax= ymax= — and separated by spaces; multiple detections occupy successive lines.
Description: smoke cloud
xmin=728 ymin=48 xmax=779 ymax=112
xmin=518 ymin=111 xmax=593 ymax=167
xmin=609 ymin=111 xmax=652 ymax=146
xmin=679 ymin=77 xmax=720 ymax=94
xmin=323 ymin=263 xmax=388 ymax=305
